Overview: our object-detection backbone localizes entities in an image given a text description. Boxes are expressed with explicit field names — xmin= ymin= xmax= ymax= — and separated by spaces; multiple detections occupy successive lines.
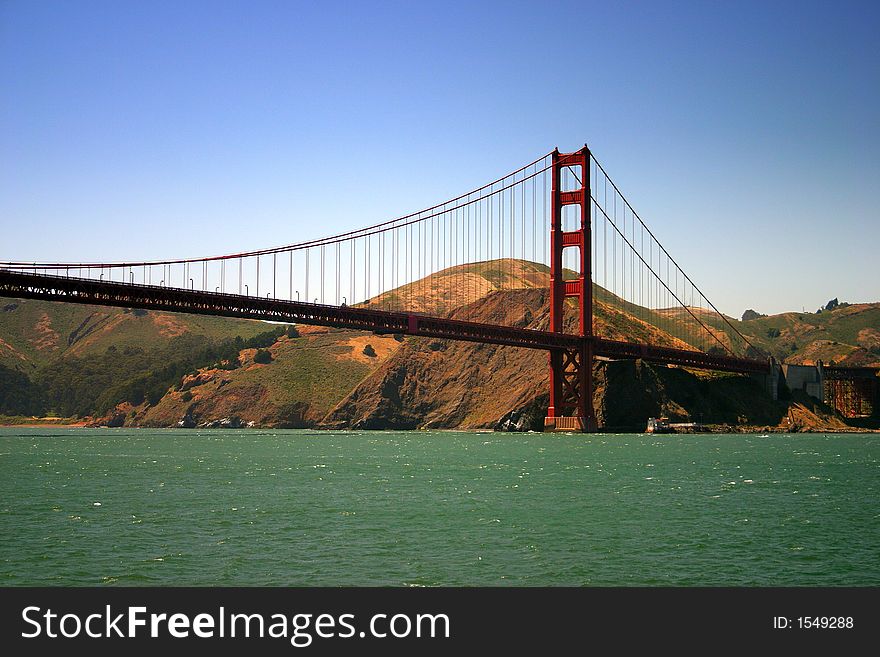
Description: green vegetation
xmin=0 ymin=296 xmax=391 ymax=426
xmin=0 ymin=297 xmax=288 ymax=418
xmin=39 ymin=337 xmax=212 ymax=415
xmin=94 ymin=326 xmax=285 ymax=414
xmin=253 ymin=348 xmax=273 ymax=364
xmin=0 ymin=363 xmax=44 ymax=415
xmin=362 ymin=344 xmax=376 ymax=357
xmin=688 ymin=299 xmax=880 ymax=366
xmin=0 ymin=297 xmax=270 ymax=370
xmin=232 ymin=330 xmax=375 ymax=419
xmin=244 ymin=327 xmax=285 ymax=349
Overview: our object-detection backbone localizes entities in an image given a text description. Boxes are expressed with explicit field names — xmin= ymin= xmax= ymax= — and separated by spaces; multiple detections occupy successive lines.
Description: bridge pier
xmin=750 ymin=357 xmax=781 ymax=401
xmin=544 ymin=343 xmax=599 ymax=432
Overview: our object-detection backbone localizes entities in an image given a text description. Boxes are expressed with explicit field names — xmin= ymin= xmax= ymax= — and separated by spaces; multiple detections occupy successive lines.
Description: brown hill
xmin=363 ymin=258 xmax=549 ymax=316
xmin=3 ymin=261 xmax=875 ymax=431
xmin=323 ymin=286 xmax=853 ymax=432
xmin=129 ymin=327 xmax=402 ymax=428
xmin=324 ymin=289 xmax=550 ymax=429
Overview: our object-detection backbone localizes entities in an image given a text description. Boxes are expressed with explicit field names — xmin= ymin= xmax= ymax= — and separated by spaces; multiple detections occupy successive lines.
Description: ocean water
xmin=0 ymin=428 xmax=877 ymax=586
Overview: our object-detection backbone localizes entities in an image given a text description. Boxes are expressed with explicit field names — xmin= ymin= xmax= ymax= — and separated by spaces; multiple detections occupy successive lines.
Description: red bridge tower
xmin=544 ymin=146 xmax=599 ymax=432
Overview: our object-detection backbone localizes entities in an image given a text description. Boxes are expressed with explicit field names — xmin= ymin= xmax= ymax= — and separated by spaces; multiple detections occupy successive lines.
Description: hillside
xmin=0 ymin=298 xmax=269 ymax=371
xmin=1 ymin=260 xmax=877 ymax=430
xmin=734 ymin=303 xmax=880 ymax=367
xmin=654 ymin=301 xmax=880 ymax=367
xmin=325 ymin=289 xmax=550 ymax=429
xmin=324 ymin=287 xmax=853 ymax=432
xmin=363 ymin=259 xmax=550 ymax=317
xmin=0 ymin=298 xmax=386 ymax=421
xmin=129 ymin=325 xmax=401 ymax=428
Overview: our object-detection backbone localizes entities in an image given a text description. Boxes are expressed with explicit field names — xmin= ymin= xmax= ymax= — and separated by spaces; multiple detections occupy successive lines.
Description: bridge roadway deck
xmin=0 ymin=270 xmax=768 ymax=374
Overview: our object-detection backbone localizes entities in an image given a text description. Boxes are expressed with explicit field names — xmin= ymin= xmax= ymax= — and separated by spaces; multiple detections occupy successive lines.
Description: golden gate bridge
xmin=0 ymin=145 xmax=770 ymax=431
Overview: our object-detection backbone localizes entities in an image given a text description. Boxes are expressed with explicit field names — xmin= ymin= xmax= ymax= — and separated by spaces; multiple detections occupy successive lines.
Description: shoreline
xmin=2 ymin=421 xmax=877 ymax=434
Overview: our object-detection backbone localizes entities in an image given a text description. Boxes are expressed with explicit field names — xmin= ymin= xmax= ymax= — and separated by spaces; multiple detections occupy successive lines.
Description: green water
xmin=0 ymin=428 xmax=877 ymax=586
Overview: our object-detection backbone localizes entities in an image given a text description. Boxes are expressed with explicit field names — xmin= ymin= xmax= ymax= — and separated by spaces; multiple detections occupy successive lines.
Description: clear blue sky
xmin=1 ymin=0 xmax=878 ymax=316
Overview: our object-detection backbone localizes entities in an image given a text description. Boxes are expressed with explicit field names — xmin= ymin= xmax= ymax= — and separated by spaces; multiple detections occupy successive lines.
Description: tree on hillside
xmin=362 ymin=344 xmax=377 ymax=357
xmin=244 ymin=327 xmax=285 ymax=349
xmin=824 ymin=298 xmax=839 ymax=311
xmin=253 ymin=349 xmax=273 ymax=364
xmin=0 ymin=364 xmax=44 ymax=415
